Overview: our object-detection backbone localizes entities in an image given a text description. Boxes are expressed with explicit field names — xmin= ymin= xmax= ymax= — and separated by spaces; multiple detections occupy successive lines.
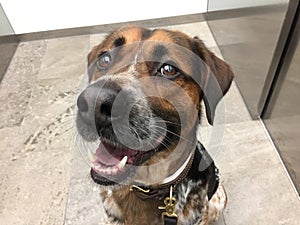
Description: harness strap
xmin=163 ymin=216 xmax=178 ymax=225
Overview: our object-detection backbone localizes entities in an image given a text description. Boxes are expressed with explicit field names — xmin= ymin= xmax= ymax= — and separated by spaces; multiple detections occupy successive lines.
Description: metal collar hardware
xmin=158 ymin=186 xmax=178 ymax=225
xmin=129 ymin=185 xmax=150 ymax=194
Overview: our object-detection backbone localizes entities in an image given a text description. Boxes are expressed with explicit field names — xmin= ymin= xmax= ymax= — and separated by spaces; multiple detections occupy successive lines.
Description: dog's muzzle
xmin=76 ymin=76 xmax=166 ymax=185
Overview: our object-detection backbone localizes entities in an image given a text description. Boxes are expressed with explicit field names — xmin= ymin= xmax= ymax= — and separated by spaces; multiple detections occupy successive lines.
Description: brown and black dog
xmin=76 ymin=25 xmax=233 ymax=225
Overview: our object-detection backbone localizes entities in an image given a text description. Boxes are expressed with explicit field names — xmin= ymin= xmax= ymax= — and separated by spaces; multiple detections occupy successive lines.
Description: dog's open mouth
xmin=91 ymin=140 xmax=157 ymax=184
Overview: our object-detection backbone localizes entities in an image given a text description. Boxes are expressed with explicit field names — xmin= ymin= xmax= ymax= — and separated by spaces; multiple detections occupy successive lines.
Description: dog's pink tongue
xmin=95 ymin=142 xmax=120 ymax=166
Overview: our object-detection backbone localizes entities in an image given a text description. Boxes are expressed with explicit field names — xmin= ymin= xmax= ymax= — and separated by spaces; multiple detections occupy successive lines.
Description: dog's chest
xmin=175 ymin=180 xmax=208 ymax=225
xmin=101 ymin=188 xmax=162 ymax=225
xmin=100 ymin=180 xmax=207 ymax=225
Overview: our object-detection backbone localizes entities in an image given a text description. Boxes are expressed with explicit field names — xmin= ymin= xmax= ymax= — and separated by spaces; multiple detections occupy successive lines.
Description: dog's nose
xmin=95 ymin=89 xmax=117 ymax=127
xmin=77 ymin=86 xmax=118 ymax=128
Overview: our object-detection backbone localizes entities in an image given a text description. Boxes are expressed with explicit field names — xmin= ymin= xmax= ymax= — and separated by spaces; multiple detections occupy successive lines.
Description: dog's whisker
xmin=151 ymin=119 xmax=181 ymax=127
xmin=128 ymin=126 xmax=145 ymax=150
xmin=150 ymin=129 xmax=171 ymax=143
xmin=144 ymin=130 xmax=172 ymax=152
xmin=150 ymin=124 xmax=195 ymax=145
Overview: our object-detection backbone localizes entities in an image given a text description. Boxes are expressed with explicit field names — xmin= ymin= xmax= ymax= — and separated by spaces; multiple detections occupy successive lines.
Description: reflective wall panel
xmin=207 ymin=1 xmax=289 ymax=117
xmin=263 ymin=3 xmax=300 ymax=194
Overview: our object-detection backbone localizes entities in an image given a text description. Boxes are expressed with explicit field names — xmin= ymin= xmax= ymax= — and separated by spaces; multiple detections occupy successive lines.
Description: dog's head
xmin=76 ymin=25 xmax=233 ymax=186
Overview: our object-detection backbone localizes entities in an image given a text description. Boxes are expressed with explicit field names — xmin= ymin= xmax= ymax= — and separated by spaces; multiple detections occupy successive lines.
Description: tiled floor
xmin=0 ymin=21 xmax=299 ymax=225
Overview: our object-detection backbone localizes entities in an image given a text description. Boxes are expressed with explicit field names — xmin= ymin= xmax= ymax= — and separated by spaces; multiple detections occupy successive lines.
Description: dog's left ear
xmin=192 ymin=37 xmax=234 ymax=125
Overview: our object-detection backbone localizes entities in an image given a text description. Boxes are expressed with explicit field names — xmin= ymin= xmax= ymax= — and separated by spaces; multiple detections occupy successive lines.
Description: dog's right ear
xmin=192 ymin=37 xmax=234 ymax=125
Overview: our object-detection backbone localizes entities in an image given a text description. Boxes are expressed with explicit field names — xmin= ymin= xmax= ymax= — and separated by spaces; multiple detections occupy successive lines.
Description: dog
xmin=76 ymin=25 xmax=233 ymax=225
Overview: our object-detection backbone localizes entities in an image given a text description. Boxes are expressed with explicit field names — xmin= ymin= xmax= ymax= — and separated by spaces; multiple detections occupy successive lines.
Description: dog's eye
xmin=97 ymin=52 xmax=111 ymax=69
xmin=159 ymin=64 xmax=179 ymax=78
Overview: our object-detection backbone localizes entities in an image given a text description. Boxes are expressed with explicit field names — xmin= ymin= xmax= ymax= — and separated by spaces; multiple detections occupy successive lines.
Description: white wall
xmin=0 ymin=0 xmax=208 ymax=34
xmin=207 ymin=0 xmax=288 ymax=11
xmin=1 ymin=0 xmax=287 ymax=34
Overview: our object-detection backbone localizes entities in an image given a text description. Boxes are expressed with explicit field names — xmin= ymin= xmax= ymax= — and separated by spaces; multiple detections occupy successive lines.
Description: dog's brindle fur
xmin=76 ymin=25 xmax=233 ymax=225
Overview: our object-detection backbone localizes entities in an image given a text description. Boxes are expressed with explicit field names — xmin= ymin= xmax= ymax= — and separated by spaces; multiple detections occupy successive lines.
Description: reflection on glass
xmin=264 ymin=38 xmax=300 ymax=194
xmin=207 ymin=0 xmax=289 ymax=117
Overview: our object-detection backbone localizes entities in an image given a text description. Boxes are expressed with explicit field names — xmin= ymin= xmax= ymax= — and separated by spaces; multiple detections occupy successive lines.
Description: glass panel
xmin=206 ymin=1 xmax=289 ymax=117
xmin=264 ymin=33 xmax=300 ymax=194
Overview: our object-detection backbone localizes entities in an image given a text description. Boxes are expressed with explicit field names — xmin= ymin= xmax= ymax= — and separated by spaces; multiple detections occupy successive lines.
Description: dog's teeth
xmin=93 ymin=156 xmax=127 ymax=175
xmin=111 ymin=167 xmax=118 ymax=174
xmin=95 ymin=165 xmax=103 ymax=173
xmin=104 ymin=168 xmax=112 ymax=174
xmin=117 ymin=156 xmax=128 ymax=169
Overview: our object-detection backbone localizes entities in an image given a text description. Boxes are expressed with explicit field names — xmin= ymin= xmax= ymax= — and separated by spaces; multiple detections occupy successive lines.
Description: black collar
xmin=130 ymin=141 xmax=220 ymax=201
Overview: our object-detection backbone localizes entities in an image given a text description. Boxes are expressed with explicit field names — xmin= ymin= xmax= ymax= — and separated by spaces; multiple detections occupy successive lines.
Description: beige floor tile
xmin=0 ymin=120 xmax=73 ymax=225
xmin=23 ymin=78 xmax=80 ymax=125
xmin=0 ymin=40 xmax=47 ymax=129
xmin=64 ymin=148 xmax=105 ymax=225
xmin=89 ymin=33 xmax=108 ymax=51
xmin=170 ymin=22 xmax=218 ymax=48
xmin=221 ymin=81 xmax=252 ymax=123
xmin=0 ymin=77 xmax=80 ymax=224
xmin=38 ymin=35 xmax=90 ymax=80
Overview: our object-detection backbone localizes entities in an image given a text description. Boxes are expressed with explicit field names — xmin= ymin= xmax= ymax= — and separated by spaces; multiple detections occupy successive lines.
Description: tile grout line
xmin=259 ymin=119 xmax=300 ymax=201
